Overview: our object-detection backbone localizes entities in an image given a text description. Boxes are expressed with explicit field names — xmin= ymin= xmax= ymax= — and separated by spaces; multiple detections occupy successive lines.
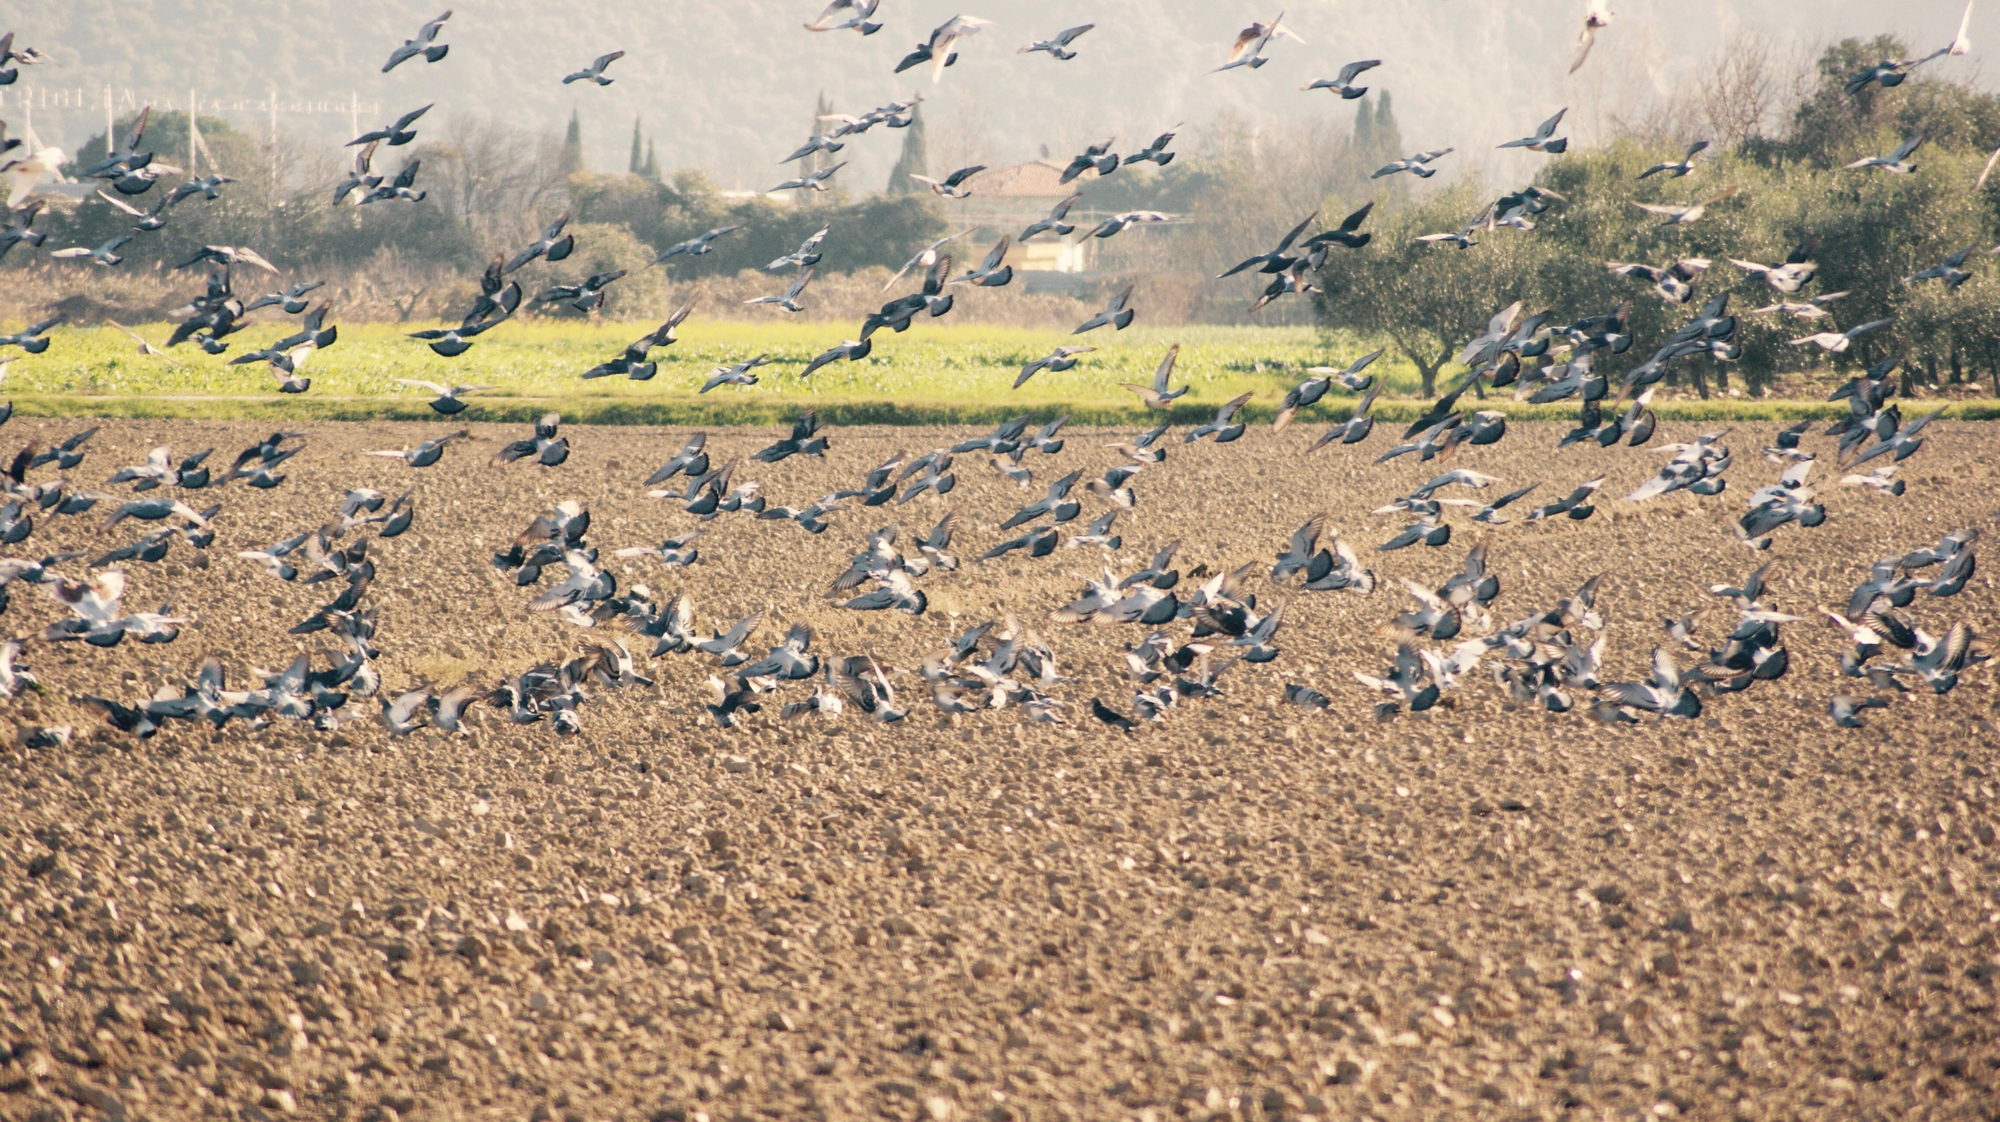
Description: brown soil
xmin=3 ymin=416 xmax=1997 ymax=1122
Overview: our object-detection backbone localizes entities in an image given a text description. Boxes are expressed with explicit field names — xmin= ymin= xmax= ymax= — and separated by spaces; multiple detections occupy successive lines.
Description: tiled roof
xmin=976 ymin=159 xmax=1090 ymax=197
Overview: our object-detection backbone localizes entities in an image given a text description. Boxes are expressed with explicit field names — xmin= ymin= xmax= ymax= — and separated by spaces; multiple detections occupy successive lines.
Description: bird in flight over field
xmin=651 ymin=225 xmax=743 ymax=265
xmin=1633 ymin=186 xmax=1740 ymax=227
xmin=383 ymin=11 xmax=451 ymax=72
xmin=1639 ymin=139 xmax=1709 ymax=179
xmin=896 ymin=15 xmax=990 ymax=83
xmin=562 ymin=51 xmax=626 ymax=86
xmin=1217 ymin=12 xmax=1303 ymax=72
xmin=910 ymin=165 xmax=985 ymax=199
xmin=1789 ymin=317 xmax=1894 ymax=354
xmin=1020 ymin=24 xmax=1094 ymax=60
xmin=1302 ymin=59 xmax=1381 ymax=98
xmin=883 ymin=229 xmax=973 ymax=292
xmin=348 ymin=104 xmax=431 ymax=147
xmin=1845 ymin=133 xmax=1923 ymax=173
xmin=1075 ymin=285 xmax=1137 ymax=334
xmin=1570 ymin=1 xmax=1613 ymax=74
xmin=1499 ymin=108 xmax=1570 ymax=153
xmin=1120 ymin=344 xmax=1187 ymax=408
xmin=805 ymin=0 xmax=883 ymax=34
xmin=1373 ymin=148 xmax=1453 ymax=179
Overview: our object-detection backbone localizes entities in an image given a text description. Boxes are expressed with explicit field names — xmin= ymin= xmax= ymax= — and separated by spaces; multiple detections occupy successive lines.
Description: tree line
xmin=1312 ymin=36 xmax=2000 ymax=396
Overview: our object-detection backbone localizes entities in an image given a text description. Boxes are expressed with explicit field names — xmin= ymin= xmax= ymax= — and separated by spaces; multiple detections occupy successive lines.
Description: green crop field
xmin=3 ymin=318 xmax=1996 ymax=425
xmin=2 ymin=320 xmax=1348 ymax=425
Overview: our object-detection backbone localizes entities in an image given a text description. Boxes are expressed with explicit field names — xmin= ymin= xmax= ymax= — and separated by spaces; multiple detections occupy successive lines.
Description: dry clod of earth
xmin=0 ymin=418 xmax=1996 ymax=1121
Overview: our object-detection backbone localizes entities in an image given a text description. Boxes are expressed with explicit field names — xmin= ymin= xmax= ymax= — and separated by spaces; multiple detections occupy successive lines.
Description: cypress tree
xmin=887 ymin=101 xmax=928 ymax=194
xmin=629 ymin=117 xmax=644 ymax=175
xmin=1373 ymin=91 xmax=1403 ymax=164
xmin=643 ymin=139 xmax=660 ymax=182
xmin=809 ymin=92 xmax=833 ymax=177
xmin=560 ymin=110 xmax=584 ymax=174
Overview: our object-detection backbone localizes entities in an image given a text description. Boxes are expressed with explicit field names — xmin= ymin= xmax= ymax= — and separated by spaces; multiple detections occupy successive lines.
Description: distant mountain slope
xmin=0 ymin=0 xmax=1976 ymax=194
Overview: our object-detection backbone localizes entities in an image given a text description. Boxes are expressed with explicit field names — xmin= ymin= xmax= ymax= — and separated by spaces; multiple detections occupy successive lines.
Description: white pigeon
xmin=1570 ymin=1 xmax=1614 ymax=74
xmin=2 ymin=145 xmax=65 ymax=208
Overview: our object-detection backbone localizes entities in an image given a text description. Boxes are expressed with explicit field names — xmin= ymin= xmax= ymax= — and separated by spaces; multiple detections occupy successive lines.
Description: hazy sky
xmin=0 ymin=2 xmax=1979 ymax=193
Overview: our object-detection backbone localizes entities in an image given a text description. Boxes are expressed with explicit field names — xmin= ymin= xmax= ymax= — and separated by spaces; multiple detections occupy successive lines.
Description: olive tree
xmin=1310 ymin=182 xmax=1558 ymax=396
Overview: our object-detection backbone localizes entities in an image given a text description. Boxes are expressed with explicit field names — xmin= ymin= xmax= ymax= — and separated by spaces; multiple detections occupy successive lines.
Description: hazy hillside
xmin=0 ymin=0 xmax=1982 ymax=194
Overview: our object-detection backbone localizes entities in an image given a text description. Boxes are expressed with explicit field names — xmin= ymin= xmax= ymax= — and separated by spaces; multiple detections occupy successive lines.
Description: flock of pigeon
xmin=0 ymin=5 xmax=1979 ymax=379
xmin=0 ymin=5 xmax=1990 ymax=741
xmin=0 ymin=334 xmax=1984 ymax=743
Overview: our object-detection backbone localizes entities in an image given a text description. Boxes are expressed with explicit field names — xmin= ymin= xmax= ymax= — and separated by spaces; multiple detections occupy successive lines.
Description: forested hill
xmin=0 ymin=0 xmax=1974 ymax=191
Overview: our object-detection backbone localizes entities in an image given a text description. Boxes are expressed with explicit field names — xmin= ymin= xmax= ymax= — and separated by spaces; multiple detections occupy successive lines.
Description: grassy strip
xmin=14 ymin=393 xmax=2000 ymax=427
xmin=13 ymin=321 xmax=1991 ymax=425
xmin=0 ymin=321 xmax=1354 ymax=403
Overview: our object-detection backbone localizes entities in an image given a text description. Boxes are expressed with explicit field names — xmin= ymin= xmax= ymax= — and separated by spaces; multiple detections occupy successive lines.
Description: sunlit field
xmin=4 ymin=318 xmax=1995 ymax=424
xmin=1 ymin=319 xmax=1344 ymax=421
